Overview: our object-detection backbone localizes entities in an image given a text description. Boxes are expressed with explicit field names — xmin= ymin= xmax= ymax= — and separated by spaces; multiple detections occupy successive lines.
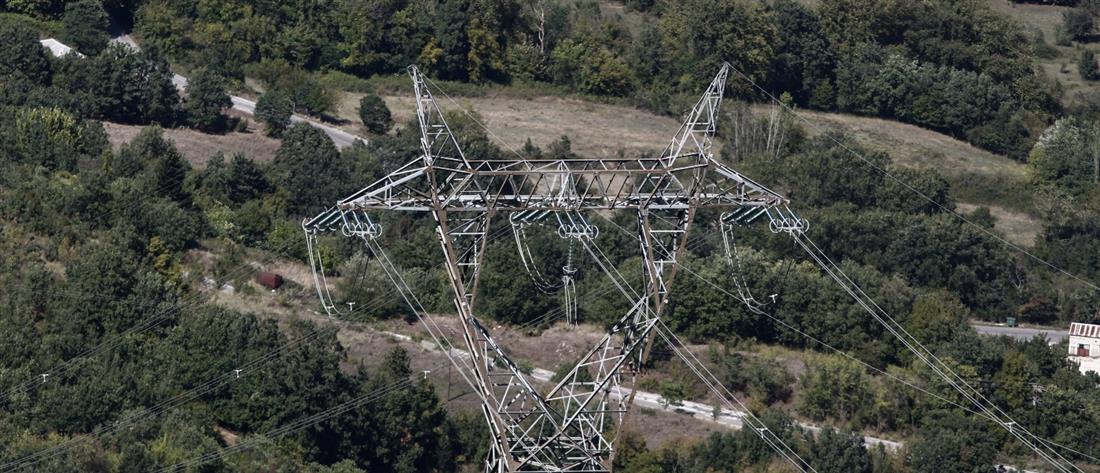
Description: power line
xmin=592 ymin=211 xmax=1092 ymax=469
xmin=723 ymin=64 xmax=1100 ymax=294
xmin=154 ymin=366 xmax=441 ymax=473
xmin=1 ymin=252 xmax=446 ymax=472
xmin=671 ymin=250 xmax=1100 ymax=466
xmin=0 ymin=237 xmax=299 ymax=406
xmin=794 ymin=233 xmax=1082 ymax=472
xmin=423 ymin=77 xmax=820 ymax=472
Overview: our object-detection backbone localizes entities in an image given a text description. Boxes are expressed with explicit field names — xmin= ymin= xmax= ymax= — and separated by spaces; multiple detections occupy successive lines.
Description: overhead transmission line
xmin=0 ymin=289 xmax=401 ymax=472
xmin=3 ymin=212 xmax=589 ymax=471
xmin=423 ymin=77 xmax=816 ymax=473
xmin=2 ymin=214 xmax=453 ymax=469
xmin=154 ymin=365 xmax=443 ymax=473
xmin=724 ymin=65 xmax=1100 ymax=294
xmin=0 ymin=236 xmax=300 ymax=406
xmin=336 ymin=202 xmax=1098 ymax=469
xmin=0 ymin=154 xmax=283 ymax=405
xmin=671 ymin=240 xmax=1100 ymax=466
xmin=420 ymin=72 xmax=1091 ymax=468
xmin=794 ymin=233 xmax=1083 ymax=472
xmin=594 ymin=210 xmax=1088 ymax=471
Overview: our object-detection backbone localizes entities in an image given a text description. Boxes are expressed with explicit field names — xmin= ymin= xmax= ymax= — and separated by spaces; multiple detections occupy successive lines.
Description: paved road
xmin=107 ymin=33 xmax=365 ymax=149
xmin=972 ymin=323 xmax=1067 ymax=343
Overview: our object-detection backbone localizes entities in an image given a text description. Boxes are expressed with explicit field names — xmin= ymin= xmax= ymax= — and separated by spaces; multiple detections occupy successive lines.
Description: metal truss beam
xmin=304 ymin=63 xmax=800 ymax=472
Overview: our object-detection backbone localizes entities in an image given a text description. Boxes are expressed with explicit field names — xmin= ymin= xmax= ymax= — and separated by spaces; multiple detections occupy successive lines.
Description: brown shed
xmin=256 ymin=271 xmax=284 ymax=290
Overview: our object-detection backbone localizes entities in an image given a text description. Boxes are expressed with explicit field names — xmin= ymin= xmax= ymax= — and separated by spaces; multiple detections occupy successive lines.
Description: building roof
xmin=38 ymin=38 xmax=84 ymax=58
xmin=1069 ymin=322 xmax=1100 ymax=338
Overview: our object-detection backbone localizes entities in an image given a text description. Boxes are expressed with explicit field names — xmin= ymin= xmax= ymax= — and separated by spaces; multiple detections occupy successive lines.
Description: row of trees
xmin=1 ymin=15 xmax=237 ymax=135
xmin=0 ymin=0 xmax=1056 ymax=158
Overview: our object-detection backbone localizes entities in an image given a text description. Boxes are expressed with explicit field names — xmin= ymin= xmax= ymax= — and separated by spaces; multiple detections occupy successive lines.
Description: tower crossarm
xmin=325 ymin=155 xmax=787 ymax=214
xmin=302 ymin=63 xmax=803 ymax=473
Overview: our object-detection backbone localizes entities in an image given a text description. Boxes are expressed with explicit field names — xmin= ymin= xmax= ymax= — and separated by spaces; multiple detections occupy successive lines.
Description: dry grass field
xmin=102 ymin=117 xmax=281 ymax=168
xmin=991 ymin=0 xmax=1100 ymax=104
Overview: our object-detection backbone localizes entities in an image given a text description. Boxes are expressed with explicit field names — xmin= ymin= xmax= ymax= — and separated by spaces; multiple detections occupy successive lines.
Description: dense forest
xmin=2 ymin=0 xmax=1100 ymax=472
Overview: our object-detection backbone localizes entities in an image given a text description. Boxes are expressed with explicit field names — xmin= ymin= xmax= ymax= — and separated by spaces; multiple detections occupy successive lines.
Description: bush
xmin=358 ymin=94 xmax=393 ymax=134
xmin=716 ymin=352 xmax=794 ymax=405
xmin=1081 ymin=49 xmax=1100 ymax=81
xmin=1064 ymin=7 xmax=1095 ymax=42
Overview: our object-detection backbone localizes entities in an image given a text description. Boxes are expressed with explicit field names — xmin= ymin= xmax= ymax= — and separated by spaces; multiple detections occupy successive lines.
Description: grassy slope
xmin=101 ymin=115 xmax=281 ymax=168
xmin=991 ymin=0 xmax=1100 ymax=105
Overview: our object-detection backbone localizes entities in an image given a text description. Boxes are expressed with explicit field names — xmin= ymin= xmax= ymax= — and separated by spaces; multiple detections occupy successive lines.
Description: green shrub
xmin=358 ymin=94 xmax=393 ymax=134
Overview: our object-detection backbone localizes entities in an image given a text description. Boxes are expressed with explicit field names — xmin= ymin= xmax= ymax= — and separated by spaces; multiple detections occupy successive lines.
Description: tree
xmin=772 ymin=0 xmax=836 ymax=106
xmin=1081 ymin=49 xmax=1100 ymax=81
xmin=906 ymin=411 xmax=996 ymax=473
xmin=811 ymin=428 xmax=872 ymax=473
xmin=715 ymin=351 xmax=794 ymax=405
xmin=783 ymin=132 xmax=887 ymax=208
xmin=0 ymin=18 xmax=51 ymax=83
xmin=1064 ymin=7 xmax=1095 ymax=42
xmin=1029 ymin=117 xmax=1095 ymax=195
xmin=114 ymin=126 xmax=190 ymax=202
xmin=656 ymin=0 xmax=777 ymax=94
xmin=905 ymin=290 xmax=968 ymax=348
xmin=467 ymin=17 xmax=506 ymax=83
xmin=228 ymin=153 xmax=271 ymax=203
xmin=359 ymin=94 xmax=393 ymax=134
xmin=12 ymin=107 xmax=85 ymax=171
xmin=80 ymin=45 xmax=180 ymax=125
xmin=184 ymin=69 xmax=231 ymax=132
xmin=798 ymin=355 xmax=873 ymax=424
xmin=255 ymin=89 xmax=294 ymax=137
xmin=268 ymin=123 xmax=348 ymax=214
xmin=433 ymin=0 xmax=471 ymax=81
xmin=875 ymin=167 xmax=952 ymax=214
xmin=61 ymin=0 xmax=110 ymax=55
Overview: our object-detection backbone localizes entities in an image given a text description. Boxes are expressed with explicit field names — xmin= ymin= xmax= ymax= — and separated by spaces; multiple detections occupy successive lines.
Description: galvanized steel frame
xmin=304 ymin=63 xmax=800 ymax=472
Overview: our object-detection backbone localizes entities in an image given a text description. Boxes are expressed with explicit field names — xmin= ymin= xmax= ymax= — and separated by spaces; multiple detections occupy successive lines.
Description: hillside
xmin=102 ymin=119 xmax=281 ymax=167
xmin=5 ymin=0 xmax=1100 ymax=471
xmin=330 ymin=90 xmax=1041 ymax=246
xmin=992 ymin=0 xmax=1100 ymax=105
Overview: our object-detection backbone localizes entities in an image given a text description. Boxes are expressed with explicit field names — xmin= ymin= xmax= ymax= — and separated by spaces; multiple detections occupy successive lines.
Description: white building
xmin=1069 ymin=322 xmax=1100 ymax=357
xmin=38 ymin=38 xmax=84 ymax=58
xmin=1068 ymin=322 xmax=1100 ymax=376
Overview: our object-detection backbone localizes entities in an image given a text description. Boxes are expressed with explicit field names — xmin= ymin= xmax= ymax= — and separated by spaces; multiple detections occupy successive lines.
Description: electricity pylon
xmin=303 ymin=63 xmax=804 ymax=472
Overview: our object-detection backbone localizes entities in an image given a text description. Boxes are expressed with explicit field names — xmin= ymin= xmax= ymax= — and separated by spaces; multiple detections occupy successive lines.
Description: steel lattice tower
xmin=303 ymin=64 xmax=805 ymax=472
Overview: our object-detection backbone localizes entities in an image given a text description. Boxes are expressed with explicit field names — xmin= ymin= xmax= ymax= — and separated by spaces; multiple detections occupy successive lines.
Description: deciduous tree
xmin=184 ymin=69 xmax=231 ymax=132
xmin=358 ymin=94 xmax=393 ymax=134
xmin=255 ymin=89 xmax=294 ymax=137
xmin=60 ymin=0 xmax=110 ymax=55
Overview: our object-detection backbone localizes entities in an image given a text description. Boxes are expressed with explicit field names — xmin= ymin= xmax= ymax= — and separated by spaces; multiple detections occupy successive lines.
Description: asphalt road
xmin=971 ymin=323 xmax=1068 ymax=343
xmin=108 ymin=33 xmax=365 ymax=149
